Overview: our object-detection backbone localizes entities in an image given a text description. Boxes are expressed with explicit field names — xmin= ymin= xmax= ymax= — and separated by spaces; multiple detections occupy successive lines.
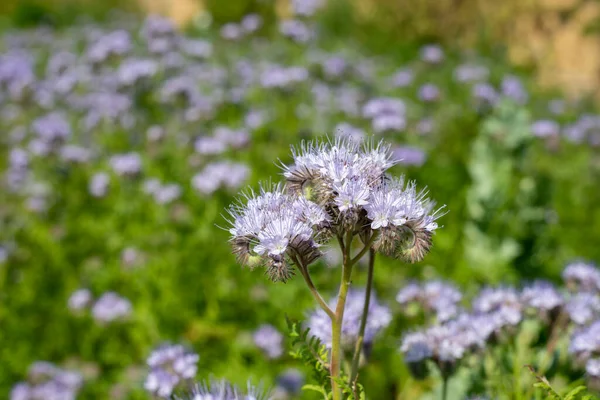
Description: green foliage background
xmin=0 ymin=0 xmax=599 ymax=399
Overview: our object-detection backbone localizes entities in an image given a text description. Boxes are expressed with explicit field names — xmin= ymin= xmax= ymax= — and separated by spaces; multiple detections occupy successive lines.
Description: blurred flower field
xmin=1 ymin=1 xmax=600 ymax=399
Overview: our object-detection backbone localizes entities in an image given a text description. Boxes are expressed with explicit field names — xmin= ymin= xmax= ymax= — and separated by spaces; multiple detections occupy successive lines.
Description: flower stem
xmin=330 ymin=232 xmax=354 ymax=400
xmin=442 ymin=376 xmax=449 ymax=400
xmin=350 ymin=232 xmax=378 ymax=266
xmin=349 ymin=248 xmax=375 ymax=386
xmin=294 ymin=256 xmax=335 ymax=320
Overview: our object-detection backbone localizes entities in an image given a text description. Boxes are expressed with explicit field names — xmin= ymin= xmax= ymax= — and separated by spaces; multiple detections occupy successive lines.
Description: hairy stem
xmin=349 ymin=248 xmax=375 ymax=386
xmin=330 ymin=232 xmax=354 ymax=400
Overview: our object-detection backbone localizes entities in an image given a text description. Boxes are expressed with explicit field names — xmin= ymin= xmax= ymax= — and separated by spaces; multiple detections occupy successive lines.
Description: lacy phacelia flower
xmin=11 ymin=361 xmax=83 ymax=400
xmin=253 ymin=324 xmax=284 ymax=359
xmin=563 ymin=261 xmax=600 ymax=293
xmin=227 ymin=184 xmax=329 ymax=282
xmin=281 ymin=139 xmax=442 ymax=262
xmin=365 ymin=178 xmax=442 ymax=262
xmin=308 ymin=288 xmax=391 ymax=348
xmin=144 ymin=344 xmax=199 ymax=398
xmin=177 ymin=379 xmax=271 ymax=400
xmin=396 ymin=280 xmax=462 ymax=322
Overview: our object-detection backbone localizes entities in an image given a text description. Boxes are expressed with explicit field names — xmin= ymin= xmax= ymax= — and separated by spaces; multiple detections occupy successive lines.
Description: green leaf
xmin=565 ymin=386 xmax=587 ymax=400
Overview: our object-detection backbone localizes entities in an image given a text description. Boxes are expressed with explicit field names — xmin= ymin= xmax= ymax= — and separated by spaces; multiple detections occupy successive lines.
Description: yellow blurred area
xmin=135 ymin=0 xmax=203 ymax=26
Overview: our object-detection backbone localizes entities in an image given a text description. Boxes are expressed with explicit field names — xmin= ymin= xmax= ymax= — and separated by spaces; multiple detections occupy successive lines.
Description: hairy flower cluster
xmin=228 ymin=183 xmax=329 ymax=282
xmin=282 ymin=139 xmax=442 ymax=262
xmin=10 ymin=361 xmax=83 ymax=400
xmin=396 ymin=280 xmax=462 ymax=322
xmin=176 ymin=379 xmax=270 ymax=400
xmin=144 ymin=344 xmax=200 ymax=398
xmin=307 ymin=288 xmax=391 ymax=348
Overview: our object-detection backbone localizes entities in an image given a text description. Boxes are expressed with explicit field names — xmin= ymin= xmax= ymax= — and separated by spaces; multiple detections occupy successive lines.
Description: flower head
xmin=227 ymin=184 xmax=327 ymax=282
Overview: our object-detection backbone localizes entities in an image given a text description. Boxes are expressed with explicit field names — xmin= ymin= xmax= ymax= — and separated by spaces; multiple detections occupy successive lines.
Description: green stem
xmin=349 ymin=248 xmax=375 ymax=386
xmin=295 ymin=256 xmax=335 ymax=320
xmin=350 ymin=233 xmax=379 ymax=266
xmin=442 ymin=376 xmax=449 ymax=400
xmin=330 ymin=232 xmax=354 ymax=400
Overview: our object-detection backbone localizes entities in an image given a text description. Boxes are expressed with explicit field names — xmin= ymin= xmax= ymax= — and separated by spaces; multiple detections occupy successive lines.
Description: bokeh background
xmin=1 ymin=0 xmax=600 ymax=398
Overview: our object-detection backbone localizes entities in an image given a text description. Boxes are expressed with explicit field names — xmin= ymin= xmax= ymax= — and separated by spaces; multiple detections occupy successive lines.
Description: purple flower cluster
xmin=144 ymin=344 xmax=199 ymax=398
xmin=11 ymin=361 xmax=83 ymax=400
xmin=280 ymin=139 xmax=442 ymax=262
xmin=401 ymin=313 xmax=489 ymax=378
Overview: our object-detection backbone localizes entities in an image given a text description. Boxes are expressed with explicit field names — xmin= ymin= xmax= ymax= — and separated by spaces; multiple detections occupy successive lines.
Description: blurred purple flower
xmin=391 ymin=146 xmax=427 ymax=166
xmin=253 ymin=324 xmax=284 ymax=359
xmin=420 ymin=45 xmax=444 ymax=64
xmin=91 ymin=292 xmax=132 ymax=323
